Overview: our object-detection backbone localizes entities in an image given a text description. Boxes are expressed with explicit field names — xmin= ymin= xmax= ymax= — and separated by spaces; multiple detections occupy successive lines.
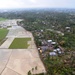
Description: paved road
xmin=0 ymin=20 xmax=46 ymax=75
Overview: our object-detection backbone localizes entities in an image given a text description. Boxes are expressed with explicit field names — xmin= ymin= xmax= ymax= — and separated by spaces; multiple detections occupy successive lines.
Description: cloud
xmin=30 ymin=0 xmax=37 ymax=3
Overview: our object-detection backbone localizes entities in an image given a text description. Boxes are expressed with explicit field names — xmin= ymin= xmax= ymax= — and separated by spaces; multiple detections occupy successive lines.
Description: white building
xmin=51 ymin=42 xmax=56 ymax=45
xmin=49 ymin=52 xmax=57 ymax=56
xmin=47 ymin=40 xmax=52 ymax=43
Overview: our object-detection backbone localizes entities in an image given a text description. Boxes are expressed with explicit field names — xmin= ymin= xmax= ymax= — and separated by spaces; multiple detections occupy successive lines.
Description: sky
xmin=0 ymin=0 xmax=75 ymax=9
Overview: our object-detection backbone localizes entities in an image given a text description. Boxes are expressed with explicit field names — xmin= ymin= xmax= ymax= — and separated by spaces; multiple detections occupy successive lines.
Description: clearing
xmin=0 ymin=19 xmax=46 ymax=75
xmin=0 ymin=29 xmax=9 ymax=43
xmin=9 ymin=38 xmax=31 ymax=49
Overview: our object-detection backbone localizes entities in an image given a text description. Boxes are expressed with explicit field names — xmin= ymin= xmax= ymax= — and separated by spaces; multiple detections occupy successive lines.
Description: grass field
xmin=0 ymin=18 xmax=7 ymax=21
xmin=9 ymin=38 xmax=31 ymax=49
xmin=0 ymin=29 xmax=9 ymax=42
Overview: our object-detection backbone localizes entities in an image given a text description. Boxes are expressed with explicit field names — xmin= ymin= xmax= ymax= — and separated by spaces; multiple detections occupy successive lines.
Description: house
xmin=65 ymin=27 xmax=70 ymax=29
xmin=56 ymin=48 xmax=61 ymax=51
xmin=65 ymin=27 xmax=71 ymax=32
xmin=49 ymin=52 xmax=57 ymax=56
xmin=38 ymin=48 xmax=40 ymax=50
xmin=41 ymin=46 xmax=48 ymax=52
xmin=47 ymin=40 xmax=53 ymax=47
xmin=53 ymin=48 xmax=62 ymax=54
xmin=41 ymin=29 xmax=43 ymax=32
xmin=53 ymin=49 xmax=57 ymax=52
xmin=58 ymin=51 xmax=62 ymax=54
xmin=47 ymin=40 xmax=52 ymax=43
xmin=51 ymin=42 xmax=56 ymax=45
xmin=41 ymin=40 xmax=47 ymax=46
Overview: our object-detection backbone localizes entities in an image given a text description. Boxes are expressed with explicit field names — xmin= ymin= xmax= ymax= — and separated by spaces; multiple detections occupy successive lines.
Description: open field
xmin=0 ymin=19 xmax=46 ymax=75
xmin=9 ymin=38 xmax=31 ymax=49
xmin=0 ymin=29 xmax=9 ymax=42
xmin=0 ymin=18 xmax=7 ymax=21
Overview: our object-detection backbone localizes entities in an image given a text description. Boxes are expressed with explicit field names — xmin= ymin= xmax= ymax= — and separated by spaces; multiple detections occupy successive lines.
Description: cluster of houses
xmin=38 ymin=39 xmax=64 ymax=56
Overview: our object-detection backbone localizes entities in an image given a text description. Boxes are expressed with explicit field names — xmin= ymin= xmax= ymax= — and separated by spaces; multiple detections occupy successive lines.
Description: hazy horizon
xmin=0 ymin=0 xmax=75 ymax=9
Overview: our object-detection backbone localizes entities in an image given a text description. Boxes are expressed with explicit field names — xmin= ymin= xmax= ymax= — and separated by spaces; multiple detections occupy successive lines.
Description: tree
xmin=28 ymin=71 xmax=31 ymax=75
xmin=35 ymin=66 xmax=37 ymax=70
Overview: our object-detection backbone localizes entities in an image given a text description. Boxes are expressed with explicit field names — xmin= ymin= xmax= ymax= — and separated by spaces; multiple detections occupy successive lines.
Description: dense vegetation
xmin=20 ymin=9 xmax=75 ymax=75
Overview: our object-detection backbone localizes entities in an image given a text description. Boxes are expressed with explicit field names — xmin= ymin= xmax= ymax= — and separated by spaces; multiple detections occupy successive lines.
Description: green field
xmin=9 ymin=38 xmax=31 ymax=49
xmin=0 ymin=18 xmax=7 ymax=21
xmin=0 ymin=29 xmax=9 ymax=42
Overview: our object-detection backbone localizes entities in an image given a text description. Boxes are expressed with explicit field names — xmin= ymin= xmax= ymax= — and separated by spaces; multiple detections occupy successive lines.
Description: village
xmin=38 ymin=39 xmax=64 ymax=57
xmin=32 ymin=27 xmax=71 ymax=58
xmin=20 ymin=10 xmax=75 ymax=74
xmin=0 ymin=8 xmax=75 ymax=75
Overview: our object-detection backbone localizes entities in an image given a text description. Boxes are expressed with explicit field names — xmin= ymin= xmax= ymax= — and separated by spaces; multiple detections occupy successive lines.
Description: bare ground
xmin=0 ymin=20 xmax=46 ymax=75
